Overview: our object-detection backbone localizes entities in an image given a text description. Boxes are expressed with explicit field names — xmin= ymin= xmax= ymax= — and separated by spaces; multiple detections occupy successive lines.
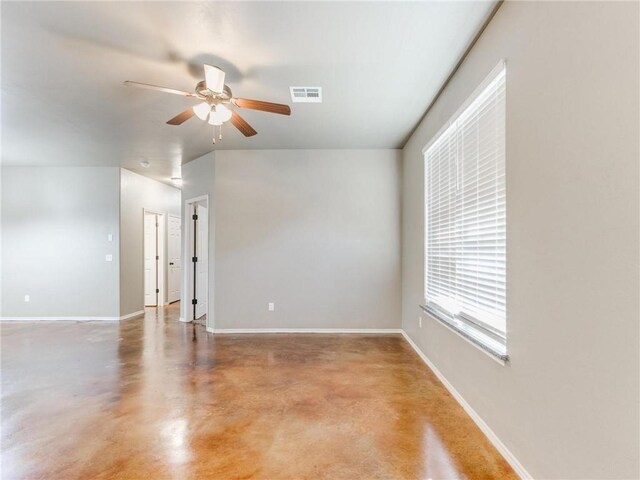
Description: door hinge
xmin=156 ymin=288 xmax=159 ymax=294
xmin=156 ymin=255 xmax=159 ymax=260
xmin=192 ymin=256 xmax=198 ymax=263
xmin=192 ymin=214 xmax=198 ymax=220
xmin=191 ymin=299 xmax=198 ymax=305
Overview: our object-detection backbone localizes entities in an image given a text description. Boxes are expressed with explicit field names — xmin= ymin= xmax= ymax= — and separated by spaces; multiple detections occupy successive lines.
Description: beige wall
xmin=119 ymin=169 xmax=181 ymax=317
xmin=1 ymin=167 xmax=121 ymax=318
xmin=213 ymin=149 xmax=402 ymax=330
xmin=401 ymin=2 xmax=639 ymax=479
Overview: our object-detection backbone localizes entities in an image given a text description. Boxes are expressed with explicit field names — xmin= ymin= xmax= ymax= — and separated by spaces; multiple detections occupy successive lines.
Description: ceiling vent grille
xmin=290 ymin=87 xmax=322 ymax=103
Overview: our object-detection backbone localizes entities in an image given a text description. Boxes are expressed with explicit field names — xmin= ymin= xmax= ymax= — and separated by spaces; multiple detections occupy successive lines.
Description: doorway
xmin=143 ymin=210 xmax=164 ymax=307
xmin=184 ymin=196 xmax=209 ymax=324
xmin=167 ymin=214 xmax=182 ymax=303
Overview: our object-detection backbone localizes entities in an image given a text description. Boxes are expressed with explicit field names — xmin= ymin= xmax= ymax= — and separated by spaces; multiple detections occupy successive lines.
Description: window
xmin=423 ymin=62 xmax=507 ymax=360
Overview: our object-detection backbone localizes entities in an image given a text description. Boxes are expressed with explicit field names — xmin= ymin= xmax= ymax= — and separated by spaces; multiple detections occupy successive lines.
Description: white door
xmin=195 ymin=204 xmax=208 ymax=319
xmin=144 ymin=214 xmax=158 ymax=306
xmin=167 ymin=215 xmax=181 ymax=303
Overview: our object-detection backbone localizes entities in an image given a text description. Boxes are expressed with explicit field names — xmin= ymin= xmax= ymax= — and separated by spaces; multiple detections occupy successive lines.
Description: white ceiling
xmin=1 ymin=1 xmax=496 ymax=183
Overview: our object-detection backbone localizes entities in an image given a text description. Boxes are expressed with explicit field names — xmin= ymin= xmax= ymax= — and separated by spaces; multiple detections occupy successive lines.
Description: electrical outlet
xmin=105 ymin=254 xmax=113 ymax=262
xmin=268 ymin=302 xmax=275 ymax=312
xmin=419 ymin=316 xmax=422 ymax=328
xmin=24 ymin=294 xmax=30 ymax=302
xmin=108 ymin=234 xmax=113 ymax=242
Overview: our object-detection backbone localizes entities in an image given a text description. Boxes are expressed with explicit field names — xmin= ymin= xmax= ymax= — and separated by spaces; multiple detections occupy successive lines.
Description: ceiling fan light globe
xmin=216 ymin=104 xmax=233 ymax=122
xmin=208 ymin=114 xmax=223 ymax=126
xmin=193 ymin=102 xmax=211 ymax=121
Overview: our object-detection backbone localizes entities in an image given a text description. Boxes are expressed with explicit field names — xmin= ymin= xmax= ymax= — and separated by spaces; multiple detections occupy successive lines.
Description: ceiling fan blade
xmin=124 ymin=80 xmax=196 ymax=97
xmin=204 ymin=65 xmax=225 ymax=94
xmin=232 ymin=98 xmax=291 ymax=116
xmin=167 ymin=108 xmax=195 ymax=125
xmin=230 ymin=111 xmax=257 ymax=137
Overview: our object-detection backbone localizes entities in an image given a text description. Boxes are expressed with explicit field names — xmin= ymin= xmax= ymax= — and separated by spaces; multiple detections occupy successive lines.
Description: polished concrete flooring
xmin=1 ymin=304 xmax=516 ymax=479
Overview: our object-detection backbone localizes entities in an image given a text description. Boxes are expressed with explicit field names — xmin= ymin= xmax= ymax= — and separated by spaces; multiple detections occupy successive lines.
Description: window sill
xmin=419 ymin=304 xmax=509 ymax=365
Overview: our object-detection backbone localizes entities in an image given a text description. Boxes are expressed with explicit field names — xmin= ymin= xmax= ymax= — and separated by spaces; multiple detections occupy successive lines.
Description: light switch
xmin=24 ymin=294 xmax=30 ymax=302
xmin=105 ymin=254 xmax=113 ymax=262
xmin=108 ymin=234 xmax=113 ymax=242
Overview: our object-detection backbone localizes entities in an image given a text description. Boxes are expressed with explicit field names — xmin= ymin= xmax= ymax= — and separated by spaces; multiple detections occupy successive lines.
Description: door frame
xmin=167 ymin=213 xmax=182 ymax=304
xmin=183 ymin=195 xmax=209 ymax=328
xmin=143 ymin=209 xmax=165 ymax=307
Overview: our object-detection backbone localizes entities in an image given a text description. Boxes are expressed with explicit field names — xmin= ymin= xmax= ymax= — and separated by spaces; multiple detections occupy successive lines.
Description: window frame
xmin=421 ymin=60 xmax=508 ymax=363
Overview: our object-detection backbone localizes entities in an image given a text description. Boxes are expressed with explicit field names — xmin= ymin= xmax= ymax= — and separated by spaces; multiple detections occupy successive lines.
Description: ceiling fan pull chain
xmin=219 ymin=125 xmax=223 ymax=141
xmin=212 ymin=126 xmax=216 ymax=144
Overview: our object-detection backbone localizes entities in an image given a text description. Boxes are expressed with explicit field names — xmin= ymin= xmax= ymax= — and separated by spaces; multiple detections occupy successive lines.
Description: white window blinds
xmin=424 ymin=63 xmax=506 ymax=338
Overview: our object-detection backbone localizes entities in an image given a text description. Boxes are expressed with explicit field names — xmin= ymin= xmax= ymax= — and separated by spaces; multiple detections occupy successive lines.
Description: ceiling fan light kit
xmin=193 ymin=102 xmax=211 ymax=121
xmin=208 ymin=104 xmax=233 ymax=125
xmin=124 ymin=64 xmax=291 ymax=144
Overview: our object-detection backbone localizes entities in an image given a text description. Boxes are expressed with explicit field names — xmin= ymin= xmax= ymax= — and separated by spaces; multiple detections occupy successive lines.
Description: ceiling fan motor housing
xmin=195 ymin=81 xmax=233 ymax=105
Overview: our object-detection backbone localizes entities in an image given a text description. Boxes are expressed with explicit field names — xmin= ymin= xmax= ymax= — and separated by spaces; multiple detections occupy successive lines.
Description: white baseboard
xmin=0 ymin=316 xmax=120 ymax=321
xmin=211 ymin=328 xmax=403 ymax=334
xmin=400 ymin=330 xmax=532 ymax=479
xmin=1 ymin=310 xmax=145 ymax=322
xmin=119 ymin=310 xmax=144 ymax=321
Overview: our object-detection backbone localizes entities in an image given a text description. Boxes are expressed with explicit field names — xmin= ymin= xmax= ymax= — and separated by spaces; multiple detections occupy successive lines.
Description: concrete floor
xmin=1 ymin=303 xmax=516 ymax=479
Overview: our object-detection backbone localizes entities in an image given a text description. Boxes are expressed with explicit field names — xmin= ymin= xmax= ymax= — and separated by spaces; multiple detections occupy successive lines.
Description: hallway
xmin=1 ymin=305 xmax=515 ymax=479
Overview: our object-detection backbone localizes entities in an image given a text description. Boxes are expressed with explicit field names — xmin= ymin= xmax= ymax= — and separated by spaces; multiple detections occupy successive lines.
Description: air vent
xmin=289 ymin=86 xmax=322 ymax=103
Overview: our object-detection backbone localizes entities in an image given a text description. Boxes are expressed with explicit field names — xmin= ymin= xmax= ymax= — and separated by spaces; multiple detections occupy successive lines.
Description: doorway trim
xmin=182 ymin=195 xmax=210 ymax=330
xmin=143 ymin=209 xmax=165 ymax=307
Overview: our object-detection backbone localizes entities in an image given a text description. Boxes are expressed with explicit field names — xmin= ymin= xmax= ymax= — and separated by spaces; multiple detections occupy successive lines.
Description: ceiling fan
xmin=124 ymin=64 xmax=291 ymax=143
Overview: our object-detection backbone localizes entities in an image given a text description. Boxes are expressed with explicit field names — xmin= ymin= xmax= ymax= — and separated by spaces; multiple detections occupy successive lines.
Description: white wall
xmin=401 ymin=2 xmax=639 ymax=479
xmin=1 ymin=166 xmax=4 ymax=314
xmin=119 ymin=169 xmax=181 ymax=317
xmin=180 ymin=152 xmax=216 ymax=328
xmin=1 ymin=167 xmax=121 ymax=318
xmin=214 ymin=149 xmax=402 ymax=330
